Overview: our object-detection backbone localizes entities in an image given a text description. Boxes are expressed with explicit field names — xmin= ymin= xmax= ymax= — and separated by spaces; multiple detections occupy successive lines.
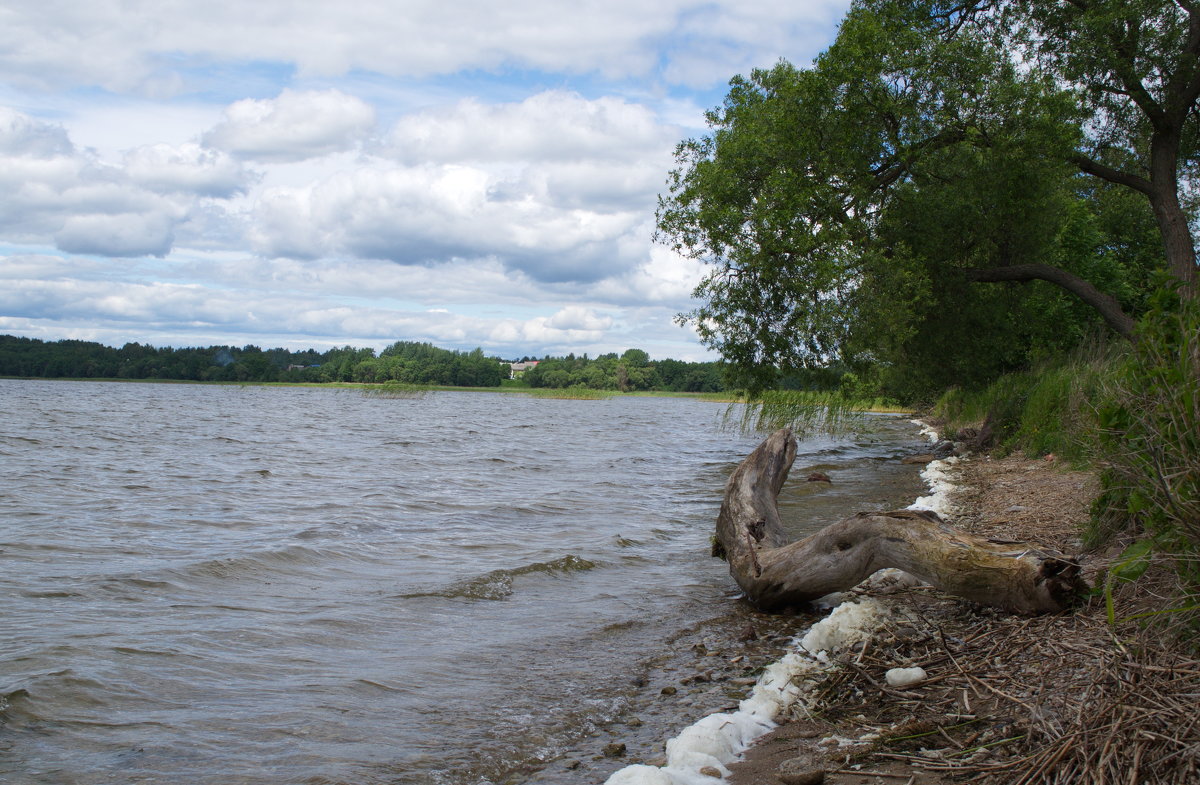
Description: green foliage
xmin=1093 ymin=284 xmax=1200 ymax=583
xmin=933 ymin=345 xmax=1119 ymax=464
xmin=0 ymin=335 xmax=505 ymax=388
xmin=658 ymin=0 xmax=1193 ymax=399
xmin=729 ymin=389 xmax=875 ymax=438
xmin=521 ymin=352 xmax=724 ymax=393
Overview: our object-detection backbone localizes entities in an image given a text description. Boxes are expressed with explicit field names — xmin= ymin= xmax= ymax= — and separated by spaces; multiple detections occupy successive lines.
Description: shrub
xmin=1094 ymin=285 xmax=1200 ymax=584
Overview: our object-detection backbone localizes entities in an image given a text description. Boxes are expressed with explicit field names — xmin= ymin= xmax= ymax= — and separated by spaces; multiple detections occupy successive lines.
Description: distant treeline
xmin=522 ymin=349 xmax=725 ymax=392
xmin=0 ymin=335 xmax=734 ymax=392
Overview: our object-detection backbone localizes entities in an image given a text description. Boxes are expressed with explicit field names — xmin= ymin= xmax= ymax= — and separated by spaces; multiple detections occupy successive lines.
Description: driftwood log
xmin=716 ymin=428 xmax=1086 ymax=614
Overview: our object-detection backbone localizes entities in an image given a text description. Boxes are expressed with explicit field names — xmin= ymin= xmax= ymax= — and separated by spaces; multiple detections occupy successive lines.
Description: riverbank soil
xmin=727 ymin=453 xmax=1200 ymax=785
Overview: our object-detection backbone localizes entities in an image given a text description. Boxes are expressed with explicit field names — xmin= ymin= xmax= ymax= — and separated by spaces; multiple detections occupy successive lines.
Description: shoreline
xmin=601 ymin=427 xmax=960 ymax=785
xmin=603 ymin=427 xmax=1135 ymax=785
xmin=721 ymin=447 xmax=1114 ymax=785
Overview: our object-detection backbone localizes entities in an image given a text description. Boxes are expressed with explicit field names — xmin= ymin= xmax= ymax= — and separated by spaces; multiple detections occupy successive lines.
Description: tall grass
xmin=1093 ymin=286 xmax=1200 ymax=603
xmin=361 ymin=382 xmax=429 ymax=399
xmin=933 ymin=343 xmax=1120 ymax=465
xmin=521 ymin=387 xmax=615 ymax=400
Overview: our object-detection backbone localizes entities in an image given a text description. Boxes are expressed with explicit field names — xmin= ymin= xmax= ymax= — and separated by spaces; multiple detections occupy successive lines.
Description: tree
xmin=659 ymin=0 xmax=1197 ymax=394
xmin=999 ymin=0 xmax=1199 ymax=294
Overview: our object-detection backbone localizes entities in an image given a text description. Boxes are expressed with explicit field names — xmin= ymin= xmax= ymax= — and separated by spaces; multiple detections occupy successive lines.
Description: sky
xmin=0 ymin=0 xmax=852 ymax=361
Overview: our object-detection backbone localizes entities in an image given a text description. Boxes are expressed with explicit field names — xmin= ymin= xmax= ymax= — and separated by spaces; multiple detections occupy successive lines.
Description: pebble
xmin=699 ymin=766 xmax=722 ymax=778
xmin=602 ymin=742 xmax=626 ymax=758
xmin=885 ymin=666 xmax=928 ymax=688
xmin=660 ymin=686 xmax=677 ymax=696
xmin=564 ymin=759 xmax=582 ymax=770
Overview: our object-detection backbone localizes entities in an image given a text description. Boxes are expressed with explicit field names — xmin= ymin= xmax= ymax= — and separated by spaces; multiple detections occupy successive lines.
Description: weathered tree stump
xmin=716 ymin=428 xmax=1085 ymax=614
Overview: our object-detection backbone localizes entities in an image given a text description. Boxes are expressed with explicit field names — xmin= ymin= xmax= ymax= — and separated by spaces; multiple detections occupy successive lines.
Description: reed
xmin=521 ymin=387 xmax=615 ymax=400
xmin=360 ymin=382 xmax=429 ymax=399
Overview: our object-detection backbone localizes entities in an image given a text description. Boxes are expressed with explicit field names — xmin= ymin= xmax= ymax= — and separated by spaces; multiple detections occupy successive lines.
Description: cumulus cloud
xmin=0 ymin=107 xmax=73 ymax=156
xmin=0 ymin=107 xmax=250 ymax=257
xmin=247 ymin=91 xmax=675 ymax=282
xmin=250 ymin=162 xmax=645 ymax=281
xmin=0 ymin=1 xmax=849 ymax=94
xmin=123 ymin=143 xmax=252 ymax=196
xmin=544 ymin=305 xmax=613 ymax=331
xmin=55 ymin=212 xmax=176 ymax=258
xmin=382 ymin=91 xmax=669 ymax=165
xmin=202 ymin=89 xmax=376 ymax=162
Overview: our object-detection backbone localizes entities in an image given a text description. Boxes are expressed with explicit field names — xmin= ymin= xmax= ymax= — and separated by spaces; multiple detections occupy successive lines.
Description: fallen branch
xmin=715 ymin=428 xmax=1086 ymax=613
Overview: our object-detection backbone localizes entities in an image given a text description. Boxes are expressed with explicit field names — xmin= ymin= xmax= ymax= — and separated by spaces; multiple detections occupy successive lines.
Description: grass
xmin=932 ymin=345 xmax=1121 ymax=466
xmin=519 ymin=387 xmax=616 ymax=400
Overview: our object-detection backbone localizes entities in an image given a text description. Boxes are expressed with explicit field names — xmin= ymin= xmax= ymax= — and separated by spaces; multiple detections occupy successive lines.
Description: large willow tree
xmin=659 ymin=0 xmax=1198 ymax=395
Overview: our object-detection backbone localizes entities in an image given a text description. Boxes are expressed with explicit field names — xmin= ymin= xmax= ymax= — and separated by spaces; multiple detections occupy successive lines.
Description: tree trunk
xmin=716 ymin=428 xmax=1086 ymax=614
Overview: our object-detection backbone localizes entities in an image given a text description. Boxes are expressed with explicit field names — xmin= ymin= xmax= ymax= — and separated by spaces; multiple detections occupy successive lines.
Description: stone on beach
xmin=884 ymin=666 xmax=928 ymax=688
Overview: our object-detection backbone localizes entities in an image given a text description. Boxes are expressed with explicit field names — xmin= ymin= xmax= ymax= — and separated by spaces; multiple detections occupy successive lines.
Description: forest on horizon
xmin=0 ymin=334 xmax=737 ymax=393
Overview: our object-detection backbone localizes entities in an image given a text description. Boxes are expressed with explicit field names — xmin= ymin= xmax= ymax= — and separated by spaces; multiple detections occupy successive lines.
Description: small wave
xmin=177 ymin=544 xmax=369 ymax=581
xmin=400 ymin=555 xmax=597 ymax=601
xmin=102 ymin=577 xmax=180 ymax=591
xmin=19 ymin=588 xmax=84 ymax=599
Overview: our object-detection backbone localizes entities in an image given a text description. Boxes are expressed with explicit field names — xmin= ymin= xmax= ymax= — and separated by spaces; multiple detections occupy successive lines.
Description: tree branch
xmin=1072 ymin=153 xmax=1156 ymax=196
xmin=967 ymin=263 xmax=1135 ymax=337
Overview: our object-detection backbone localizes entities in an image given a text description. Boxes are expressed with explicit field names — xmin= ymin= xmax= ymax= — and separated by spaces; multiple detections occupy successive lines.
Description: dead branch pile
xmin=785 ymin=575 xmax=1200 ymax=784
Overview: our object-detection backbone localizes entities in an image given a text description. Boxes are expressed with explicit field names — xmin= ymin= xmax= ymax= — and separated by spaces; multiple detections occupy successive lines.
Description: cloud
xmin=250 ymin=162 xmax=646 ymax=281
xmin=544 ymin=305 xmax=613 ymax=331
xmin=247 ymin=91 xmax=675 ymax=282
xmin=0 ymin=107 xmax=74 ymax=156
xmin=0 ymin=106 xmax=258 ymax=258
xmin=0 ymin=1 xmax=850 ymax=94
xmin=123 ymin=143 xmax=252 ymax=196
xmin=1 ymin=250 xmax=714 ymax=359
xmin=381 ymin=91 xmax=668 ymax=165
xmin=202 ymin=89 xmax=376 ymax=162
xmin=54 ymin=212 xmax=176 ymax=258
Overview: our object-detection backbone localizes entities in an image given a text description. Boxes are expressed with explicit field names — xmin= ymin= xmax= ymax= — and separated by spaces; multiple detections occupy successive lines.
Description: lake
xmin=0 ymin=380 xmax=929 ymax=784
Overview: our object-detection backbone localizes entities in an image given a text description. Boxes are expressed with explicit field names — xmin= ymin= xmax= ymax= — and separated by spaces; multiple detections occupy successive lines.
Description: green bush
xmin=932 ymin=345 xmax=1118 ymax=465
xmin=1094 ymin=285 xmax=1200 ymax=583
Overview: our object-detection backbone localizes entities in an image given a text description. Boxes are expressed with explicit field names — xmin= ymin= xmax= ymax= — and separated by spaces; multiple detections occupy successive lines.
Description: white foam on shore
xmin=911 ymin=419 xmax=940 ymax=443
xmin=603 ymin=599 xmax=886 ymax=785
xmin=605 ymin=420 xmax=956 ymax=785
xmin=907 ymin=456 xmax=959 ymax=516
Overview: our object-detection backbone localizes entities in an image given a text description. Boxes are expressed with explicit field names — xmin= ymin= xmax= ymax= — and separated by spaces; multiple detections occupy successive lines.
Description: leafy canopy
xmin=660 ymin=0 xmax=1195 ymax=396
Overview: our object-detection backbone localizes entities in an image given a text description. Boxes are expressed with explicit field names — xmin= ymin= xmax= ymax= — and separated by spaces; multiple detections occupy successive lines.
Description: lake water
xmin=0 ymin=380 xmax=929 ymax=784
